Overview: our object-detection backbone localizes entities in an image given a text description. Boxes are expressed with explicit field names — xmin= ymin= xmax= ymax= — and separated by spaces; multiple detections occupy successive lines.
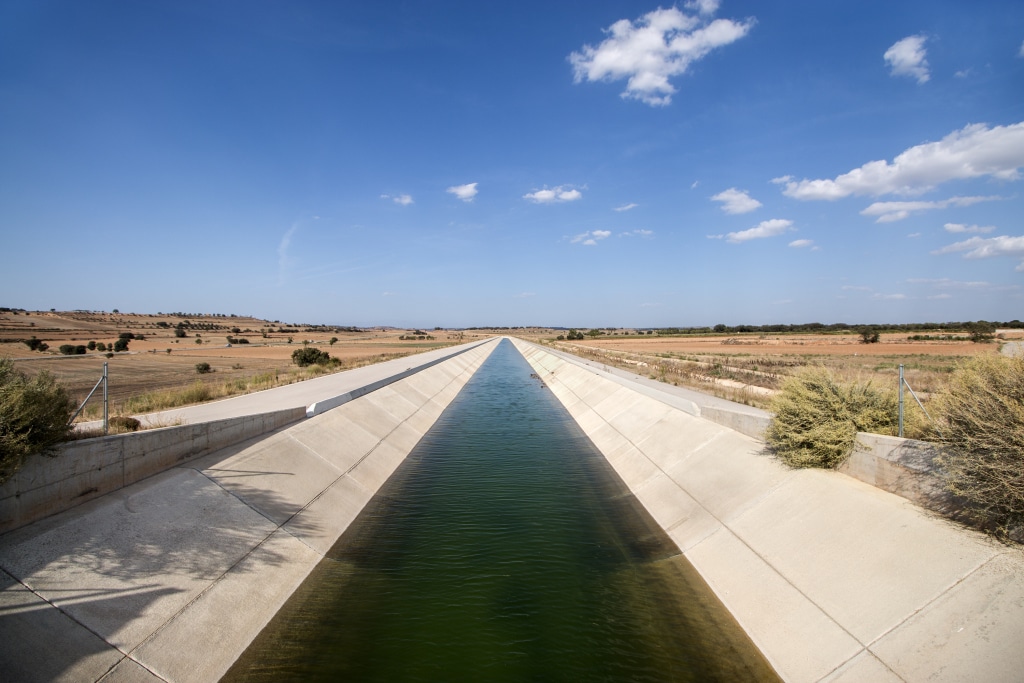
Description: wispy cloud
xmin=569 ymin=6 xmax=754 ymax=106
xmin=620 ymin=229 xmax=654 ymax=238
xmin=711 ymin=188 xmax=762 ymax=214
xmin=781 ymin=121 xmax=1024 ymax=200
xmin=884 ymin=35 xmax=930 ymax=83
xmin=277 ymin=223 xmax=299 ymax=286
xmin=514 ymin=292 xmax=536 ymax=298
xmin=380 ymin=193 xmax=414 ymax=206
xmin=571 ymin=229 xmax=612 ymax=246
xmin=613 ymin=202 xmax=638 ymax=212
xmin=860 ymin=195 xmax=1001 ymax=222
xmin=873 ymin=293 xmax=908 ymax=300
xmin=447 ymin=182 xmax=479 ymax=202
xmin=789 ymin=239 xmax=815 ymax=248
xmin=524 ymin=185 xmax=583 ymax=203
xmin=944 ymin=222 xmax=996 ymax=234
xmin=933 ymin=234 xmax=1024 ymax=270
xmin=709 ymin=218 xmax=794 ymax=243
xmin=907 ymin=278 xmax=991 ymax=289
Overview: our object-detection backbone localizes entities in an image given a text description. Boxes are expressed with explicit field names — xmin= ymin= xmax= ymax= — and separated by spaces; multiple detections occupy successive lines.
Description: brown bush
xmin=934 ymin=355 xmax=1024 ymax=537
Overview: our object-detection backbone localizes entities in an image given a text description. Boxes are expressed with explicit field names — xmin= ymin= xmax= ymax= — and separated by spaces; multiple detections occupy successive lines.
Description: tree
xmin=195 ymin=362 xmax=212 ymax=374
xmin=329 ymin=337 xmax=338 ymax=346
xmin=174 ymin=327 xmax=187 ymax=338
xmin=966 ymin=321 xmax=996 ymax=343
xmin=0 ymin=358 xmax=76 ymax=483
xmin=859 ymin=328 xmax=880 ymax=344
xmin=113 ymin=338 xmax=129 ymax=352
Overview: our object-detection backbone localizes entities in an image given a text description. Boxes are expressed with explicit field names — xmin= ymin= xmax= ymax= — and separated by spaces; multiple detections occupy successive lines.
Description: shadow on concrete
xmin=0 ymin=570 xmax=177 ymax=683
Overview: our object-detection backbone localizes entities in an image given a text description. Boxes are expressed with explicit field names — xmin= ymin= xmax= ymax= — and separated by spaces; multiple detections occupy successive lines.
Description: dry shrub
xmin=766 ymin=367 xmax=900 ymax=468
xmin=934 ymin=355 xmax=1024 ymax=536
xmin=108 ymin=416 xmax=141 ymax=433
xmin=0 ymin=358 xmax=76 ymax=482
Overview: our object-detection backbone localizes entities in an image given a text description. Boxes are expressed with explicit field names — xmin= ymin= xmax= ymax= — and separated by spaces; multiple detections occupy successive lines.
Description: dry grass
xmin=934 ymin=355 xmax=1024 ymax=537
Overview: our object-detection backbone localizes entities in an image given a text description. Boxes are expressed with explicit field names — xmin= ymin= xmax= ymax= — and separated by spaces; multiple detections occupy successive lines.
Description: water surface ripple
xmin=224 ymin=339 xmax=779 ymax=682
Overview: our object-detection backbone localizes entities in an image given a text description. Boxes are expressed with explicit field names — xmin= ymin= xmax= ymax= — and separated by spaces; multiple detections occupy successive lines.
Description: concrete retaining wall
xmin=0 ymin=407 xmax=307 ymax=535
xmin=512 ymin=338 xmax=1024 ymax=683
xmin=0 ymin=339 xmax=499 ymax=683
xmin=839 ymin=433 xmax=955 ymax=514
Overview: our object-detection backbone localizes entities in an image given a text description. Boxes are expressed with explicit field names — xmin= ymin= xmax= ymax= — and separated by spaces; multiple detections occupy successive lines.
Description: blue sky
xmin=2 ymin=1 xmax=1022 ymax=328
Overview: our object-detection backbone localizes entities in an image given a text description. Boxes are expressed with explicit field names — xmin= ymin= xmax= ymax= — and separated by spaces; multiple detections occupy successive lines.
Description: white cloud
xmin=908 ymin=232 xmax=922 ymax=238
xmin=446 ymin=182 xmax=478 ymax=202
xmin=842 ymin=285 xmax=873 ymax=292
xmin=874 ymin=293 xmax=908 ymax=300
xmin=860 ymin=195 xmax=1001 ymax=222
xmin=788 ymin=239 xmax=814 ymax=248
xmin=613 ymin=202 xmax=639 ymax=212
xmin=884 ymin=35 xmax=930 ymax=83
xmin=690 ymin=180 xmax=700 ymax=189
xmin=571 ymin=229 xmax=612 ymax=246
xmin=380 ymin=193 xmax=414 ymax=205
xmin=928 ymin=293 xmax=953 ymax=300
xmin=569 ymin=7 xmax=755 ymax=106
xmin=620 ymin=229 xmax=654 ymax=237
xmin=781 ymin=121 xmax=1024 ymax=200
xmin=933 ymin=234 xmax=1024 ymax=260
xmin=710 ymin=218 xmax=793 ymax=243
xmin=524 ymin=185 xmax=583 ymax=203
xmin=685 ymin=0 xmax=720 ymax=16
xmin=711 ymin=187 xmax=762 ymax=214
xmin=1019 ymin=40 xmax=1024 ymax=58
xmin=514 ymin=292 xmax=536 ymax=298
xmin=944 ymin=222 xmax=996 ymax=234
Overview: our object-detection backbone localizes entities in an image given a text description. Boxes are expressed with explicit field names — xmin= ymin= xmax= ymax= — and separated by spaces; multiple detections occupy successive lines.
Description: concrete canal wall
xmin=512 ymin=338 xmax=1024 ymax=683
xmin=0 ymin=338 xmax=499 ymax=683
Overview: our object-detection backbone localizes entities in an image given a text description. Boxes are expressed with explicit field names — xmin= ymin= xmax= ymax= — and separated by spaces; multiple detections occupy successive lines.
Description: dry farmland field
xmin=512 ymin=327 xmax=1022 ymax=413
xmin=1 ymin=309 xmax=485 ymax=421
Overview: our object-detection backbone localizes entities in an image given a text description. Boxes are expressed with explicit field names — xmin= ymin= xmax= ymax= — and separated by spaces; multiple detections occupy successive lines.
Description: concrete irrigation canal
xmin=1 ymin=337 xmax=1023 ymax=682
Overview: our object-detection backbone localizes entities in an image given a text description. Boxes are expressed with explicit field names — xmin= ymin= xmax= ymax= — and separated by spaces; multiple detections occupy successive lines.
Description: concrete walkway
xmin=514 ymin=338 xmax=1024 ymax=683
xmin=78 ymin=339 xmax=492 ymax=430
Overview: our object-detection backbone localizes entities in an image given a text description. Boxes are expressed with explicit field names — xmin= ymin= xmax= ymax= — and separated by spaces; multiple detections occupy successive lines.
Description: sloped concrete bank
xmin=512 ymin=338 xmax=1024 ymax=683
xmin=0 ymin=338 xmax=499 ymax=683
xmin=2 ymin=338 xmax=494 ymax=536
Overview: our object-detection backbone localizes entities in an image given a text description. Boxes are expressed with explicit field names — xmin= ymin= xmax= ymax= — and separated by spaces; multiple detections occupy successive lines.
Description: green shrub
xmin=113 ymin=338 xmax=129 ymax=352
xmin=22 ymin=337 xmax=48 ymax=352
xmin=291 ymin=347 xmax=333 ymax=367
xmin=766 ymin=367 xmax=900 ymax=468
xmin=195 ymin=362 xmax=212 ymax=374
xmin=934 ymin=355 xmax=1024 ymax=536
xmin=0 ymin=358 xmax=76 ymax=483
xmin=58 ymin=344 xmax=86 ymax=355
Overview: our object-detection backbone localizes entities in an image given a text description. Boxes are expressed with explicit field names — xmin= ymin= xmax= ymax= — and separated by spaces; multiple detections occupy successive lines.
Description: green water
xmin=223 ymin=340 xmax=779 ymax=682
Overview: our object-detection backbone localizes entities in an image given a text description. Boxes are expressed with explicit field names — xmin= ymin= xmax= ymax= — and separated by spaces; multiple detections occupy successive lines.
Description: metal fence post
xmin=898 ymin=364 xmax=904 ymax=438
xmin=101 ymin=360 xmax=108 ymax=436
